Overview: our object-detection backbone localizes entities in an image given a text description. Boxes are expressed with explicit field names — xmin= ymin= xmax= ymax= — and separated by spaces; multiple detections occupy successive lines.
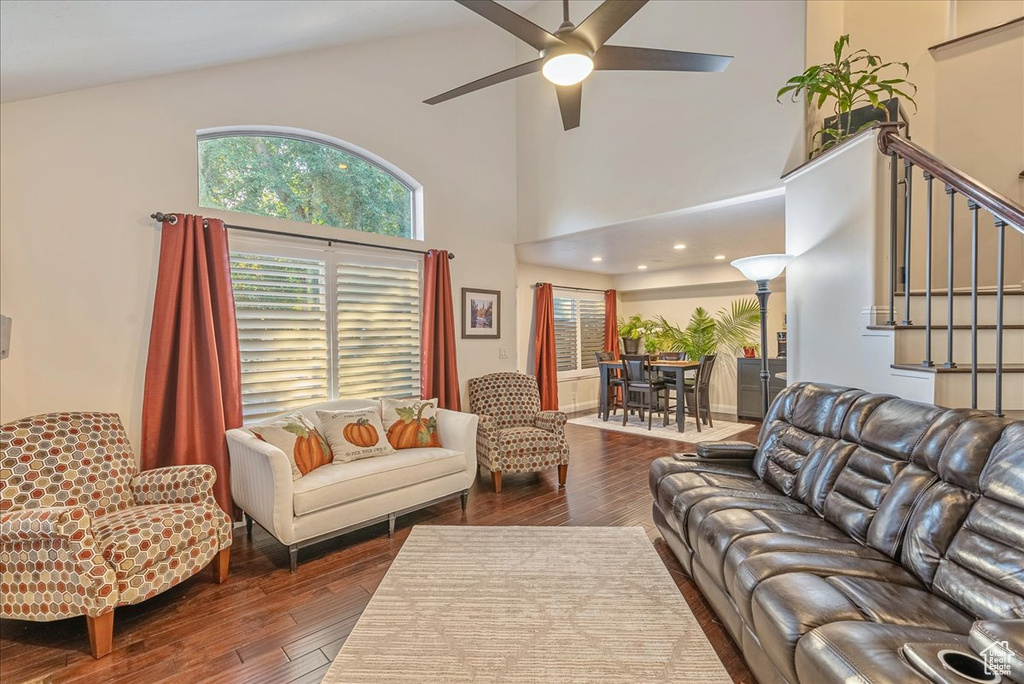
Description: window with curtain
xmin=198 ymin=128 xmax=421 ymax=239
xmin=553 ymin=290 xmax=606 ymax=378
xmin=230 ymin=240 xmax=422 ymax=421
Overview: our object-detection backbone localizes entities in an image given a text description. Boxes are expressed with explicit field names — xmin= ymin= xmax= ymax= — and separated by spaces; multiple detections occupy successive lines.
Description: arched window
xmin=198 ymin=126 xmax=420 ymax=239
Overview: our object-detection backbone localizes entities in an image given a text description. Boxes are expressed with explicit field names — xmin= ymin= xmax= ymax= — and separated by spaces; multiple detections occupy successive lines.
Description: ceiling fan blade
xmin=572 ymin=0 xmax=648 ymax=51
xmin=555 ymin=83 xmax=582 ymax=131
xmin=455 ymin=0 xmax=564 ymax=52
xmin=594 ymin=45 xmax=733 ymax=72
xmin=424 ymin=59 xmax=543 ymax=105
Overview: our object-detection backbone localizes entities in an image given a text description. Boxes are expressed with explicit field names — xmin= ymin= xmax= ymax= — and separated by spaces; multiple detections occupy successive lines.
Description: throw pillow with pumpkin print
xmin=250 ymin=412 xmax=333 ymax=480
xmin=380 ymin=398 xmax=444 ymax=450
xmin=316 ymin=407 xmax=396 ymax=463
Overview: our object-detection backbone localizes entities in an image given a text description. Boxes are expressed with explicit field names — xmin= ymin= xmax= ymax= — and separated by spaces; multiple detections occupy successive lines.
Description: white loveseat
xmin=226 ymin=399 xmax=478 ymax=571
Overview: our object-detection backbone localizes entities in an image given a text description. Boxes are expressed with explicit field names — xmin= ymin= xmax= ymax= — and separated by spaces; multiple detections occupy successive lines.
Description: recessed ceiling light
xmin=637 ymin=264 xmax=648 ymax=270
xmin=714 ymin=255 xmax=726 ymax=260
xmin=591 ymin=256 xmax=603 ymax=262
xmin=673 ymin=244 xmax=687 ymax=250
xmin=338 ymin=163 xmax=348 ymax=170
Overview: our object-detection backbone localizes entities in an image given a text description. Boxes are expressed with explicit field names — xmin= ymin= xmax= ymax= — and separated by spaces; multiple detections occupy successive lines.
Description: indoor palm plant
xmin=656 ymin=299 xmax=761 ymax=360
xmin=778 ymin=34 xmax=917 ymax=157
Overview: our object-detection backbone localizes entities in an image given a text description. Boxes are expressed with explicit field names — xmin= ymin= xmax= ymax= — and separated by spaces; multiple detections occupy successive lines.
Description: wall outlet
xmin=499 ymin=347 xmax=510 ymax=359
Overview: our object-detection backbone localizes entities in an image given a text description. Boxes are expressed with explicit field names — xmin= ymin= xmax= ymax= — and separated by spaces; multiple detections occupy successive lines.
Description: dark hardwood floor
xmin=0 ymin=415 xmax=760 ymax=684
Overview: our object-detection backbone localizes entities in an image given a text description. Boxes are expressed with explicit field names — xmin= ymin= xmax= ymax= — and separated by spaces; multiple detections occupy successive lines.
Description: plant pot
xmin=822 ymin=97 xmax=907 ymax=147
xmin=742 ymin=347 xmax=757 ymax=359
xmin=621 ymin=337 xmax=640 ymax=354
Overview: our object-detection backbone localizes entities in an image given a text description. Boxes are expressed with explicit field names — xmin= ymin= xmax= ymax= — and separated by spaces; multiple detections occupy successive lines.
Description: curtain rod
xmin=149 ymin=212 xmax=454 ymax=259
xmin=536 ymin=282 xmax=608 ymax=294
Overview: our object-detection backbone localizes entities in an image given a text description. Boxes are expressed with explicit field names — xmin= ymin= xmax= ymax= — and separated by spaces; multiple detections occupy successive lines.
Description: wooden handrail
xmin=878 ymin=128 xmax=1024 ymax=230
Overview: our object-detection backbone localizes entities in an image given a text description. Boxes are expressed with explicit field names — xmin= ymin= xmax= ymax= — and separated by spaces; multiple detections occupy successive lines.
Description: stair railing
xmin=877 ymin=124 xmax=1024 ymax=416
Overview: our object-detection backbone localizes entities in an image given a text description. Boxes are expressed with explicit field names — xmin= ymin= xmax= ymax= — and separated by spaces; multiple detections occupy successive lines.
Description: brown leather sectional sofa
xmin=650 ymin=382 xmax=1024 ymax=684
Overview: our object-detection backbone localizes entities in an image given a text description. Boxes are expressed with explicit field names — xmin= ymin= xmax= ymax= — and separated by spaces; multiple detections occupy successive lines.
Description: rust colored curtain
xmin=421 ymin=249 xmax=461 ymax=410
xmin=604 ymin=289 xmax=620 ymax=358
xmin=142 ymin=214 xmax=242 ymax=516
xmin=534 ymin=283 xmax=559 ymax=411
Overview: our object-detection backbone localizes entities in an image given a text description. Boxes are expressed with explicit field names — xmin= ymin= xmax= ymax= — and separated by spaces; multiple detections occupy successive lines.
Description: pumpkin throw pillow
xmin=250 ymin=412 xmax=333 ymax=480
xmin=381 ymin=398 xmax=443 ymax=450
xmin=316 ymin=408 xmax=395 ymax=463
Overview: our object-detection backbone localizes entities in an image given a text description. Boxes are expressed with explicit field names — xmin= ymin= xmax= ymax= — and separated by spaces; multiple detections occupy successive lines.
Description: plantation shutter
xmin=230 ymin=252 xmax=329 ymax=420
xmin=553 ymin=296 xmax=579 ymax=372
xmin=335 ymin=259 xmax=421 ymax=399
xmin=579 ymin=299 xmax=605 ymax=369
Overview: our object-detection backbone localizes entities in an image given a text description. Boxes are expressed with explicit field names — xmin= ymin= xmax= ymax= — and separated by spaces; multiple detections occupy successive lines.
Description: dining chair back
xmin=685 ymin=354 xmax=718 ymax=429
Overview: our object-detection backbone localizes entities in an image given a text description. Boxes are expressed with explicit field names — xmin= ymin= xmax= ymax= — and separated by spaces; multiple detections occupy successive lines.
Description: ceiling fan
xmin=424 ymin=0 xmax=733 ymax=131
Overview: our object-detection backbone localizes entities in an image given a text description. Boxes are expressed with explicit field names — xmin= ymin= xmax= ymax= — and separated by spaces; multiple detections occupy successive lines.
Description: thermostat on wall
xmin=0 ymin=315 xmax=10 ymax=360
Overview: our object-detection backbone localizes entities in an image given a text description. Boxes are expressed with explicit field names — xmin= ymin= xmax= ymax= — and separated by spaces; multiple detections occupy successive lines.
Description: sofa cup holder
xmin=937 ymin=649 xmax=1001 ymax=684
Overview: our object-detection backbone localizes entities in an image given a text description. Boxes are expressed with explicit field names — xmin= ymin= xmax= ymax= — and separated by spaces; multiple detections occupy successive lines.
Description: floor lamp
xmin=730 ymin=254 xmax=794 ymax=418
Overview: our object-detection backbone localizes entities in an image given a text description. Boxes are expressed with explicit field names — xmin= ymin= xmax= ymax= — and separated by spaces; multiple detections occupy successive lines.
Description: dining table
xmin=598 ymin=359 xmax=700 ymax=433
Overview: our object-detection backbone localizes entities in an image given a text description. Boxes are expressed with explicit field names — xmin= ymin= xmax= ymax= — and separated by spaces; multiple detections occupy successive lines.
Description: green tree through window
xmin=199 ymin=134 xmax=414 ymax=238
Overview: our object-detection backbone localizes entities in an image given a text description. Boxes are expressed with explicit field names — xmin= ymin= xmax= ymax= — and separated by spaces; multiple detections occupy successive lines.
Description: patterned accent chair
xmin=467 ymin=372 xmax=569 ymax=493
xmin=0 ymin=412 xmax=232 ymax=658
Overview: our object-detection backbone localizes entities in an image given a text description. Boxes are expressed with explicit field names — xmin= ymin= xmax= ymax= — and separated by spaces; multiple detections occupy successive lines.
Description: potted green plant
xmin=656 ymin=299 xmax=761 ymax=361
xmin=778 ymin=34 xmax=917 ymax=157
xmin=617 ymin=314 xmax=644 ymax=354
xmin=618 ymin=314 xmax=662 ymax=355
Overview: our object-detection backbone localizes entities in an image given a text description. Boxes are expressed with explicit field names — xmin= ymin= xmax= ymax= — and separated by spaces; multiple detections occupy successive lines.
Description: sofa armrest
xmin=132 ymin=465 xmax=217 ymax=506
xmin=226 ymin=428 xmax=295 ymax=544
xmin=0 ymin=507 xmax=118 ymax=619
xmin=969 ymin=619 xmax=1024 ymax=682
xmin=696 ymin=441 xmax=758 ymax=459
xmin=535 ymin=410 xmax=567 ymax=435
xmin=437 ymin=408 xmax=479 ymax=484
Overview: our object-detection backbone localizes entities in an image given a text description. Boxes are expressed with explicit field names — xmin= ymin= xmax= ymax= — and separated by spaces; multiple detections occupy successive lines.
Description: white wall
xmin=515 ymin=263 xmax=615 ymax=414
xmin=0 ymin=24 xmax=520 ymax=448
xmin=515 ymin=0 xmax=806 ymax=243
xmin=619 ymin=281 xmax=787 ymax=414
xmin=784 ymin=131 xmax=936 ymax=402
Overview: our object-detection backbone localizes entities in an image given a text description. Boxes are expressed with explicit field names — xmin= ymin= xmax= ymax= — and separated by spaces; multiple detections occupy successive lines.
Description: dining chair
xmin=620 ymin=354 xmax=669 ymax=430
xmin=595 ymin=351 xmax=624 ymax=420
xmin=683 ymin=354 xmax=718 ymax=430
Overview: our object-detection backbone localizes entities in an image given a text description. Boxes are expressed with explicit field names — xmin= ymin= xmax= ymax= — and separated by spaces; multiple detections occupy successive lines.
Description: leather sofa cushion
xmin=684 ymin=494 xmax=811 ymax=551
xmin=795 ymin=621 xmax=969 ymax=684
xmin=292 ymin=447 xmax=465 ymax=516
xmin=727 ymin=549 xmax=922 ymax=626
xmin=753 ymin=573 xmax=973 ymax=682
xmin=695 ymin=509 xmax=859 ymax=589
xmin=92 ymin=502 xmax=221 ymax=578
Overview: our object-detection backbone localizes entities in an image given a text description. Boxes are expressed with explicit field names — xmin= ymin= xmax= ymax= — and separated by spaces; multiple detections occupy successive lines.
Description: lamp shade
xmin=730 ymin=254 xmax=794 ymax=282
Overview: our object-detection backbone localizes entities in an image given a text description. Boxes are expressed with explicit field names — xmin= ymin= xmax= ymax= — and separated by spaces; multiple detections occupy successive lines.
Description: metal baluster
xmin=903 ymin=159 xmax=914 ymax=325
xmin=922 ymin=172 xmax=934 ymax=367
xmin=968 ymin=200 xmax=979 ymax=409
xmin=886 ymin=152 xmax=898 ymax=326
xmin=943 ymin=185 xmax=957 ymax=369
xmin=994 ymin=218 xmax=1006 ymax=417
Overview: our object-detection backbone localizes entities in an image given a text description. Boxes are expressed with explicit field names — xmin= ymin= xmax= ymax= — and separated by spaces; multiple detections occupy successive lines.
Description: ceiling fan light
xmin=542 ymin=53 xmax=594 ymax=86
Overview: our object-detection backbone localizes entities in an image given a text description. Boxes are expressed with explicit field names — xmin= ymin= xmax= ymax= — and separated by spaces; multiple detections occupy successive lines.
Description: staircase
xmin=872 ymin=127 xmax=1024 ymax=415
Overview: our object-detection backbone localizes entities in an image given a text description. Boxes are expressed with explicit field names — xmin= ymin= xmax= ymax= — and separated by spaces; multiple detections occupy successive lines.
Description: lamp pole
xmin=755 ymin=279 xmax=772 ymax=418
xmin=730 ymin=254 xmax=794 ymax=420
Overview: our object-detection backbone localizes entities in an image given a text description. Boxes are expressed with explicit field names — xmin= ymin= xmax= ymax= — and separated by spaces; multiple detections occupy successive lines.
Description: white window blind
xmin=553 ymin=297 xmax=579 ymax=373
xmin=336 ymin=259 xmax=421 ymax=400
xmin=230 ymin=252 xmax=330 ymax=420
xmin=553 ymin=291 xmax=606 ymax=375
xmin=229 ymin=243 xmax=422 ymax=421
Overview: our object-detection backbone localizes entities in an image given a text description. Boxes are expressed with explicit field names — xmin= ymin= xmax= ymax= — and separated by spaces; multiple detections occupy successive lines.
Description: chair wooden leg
xmin=87 ymin=611 xmax=114 ymax=659
xmin=212 ymin=547 xmax=230 ymax=584
xmin=245 ymin=513 xmax=253 ymax=541
xmin=557 ymin=464 xmax=567 ymax=486
xmin=492 ymin=470 xmax=502 ymax=493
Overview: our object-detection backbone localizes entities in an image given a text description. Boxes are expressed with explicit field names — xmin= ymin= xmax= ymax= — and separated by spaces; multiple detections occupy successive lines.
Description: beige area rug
xmin=322 ymin=526 xmax=731 ymax=684
xmin=568 ymin=412 xmax=753 ymax=443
